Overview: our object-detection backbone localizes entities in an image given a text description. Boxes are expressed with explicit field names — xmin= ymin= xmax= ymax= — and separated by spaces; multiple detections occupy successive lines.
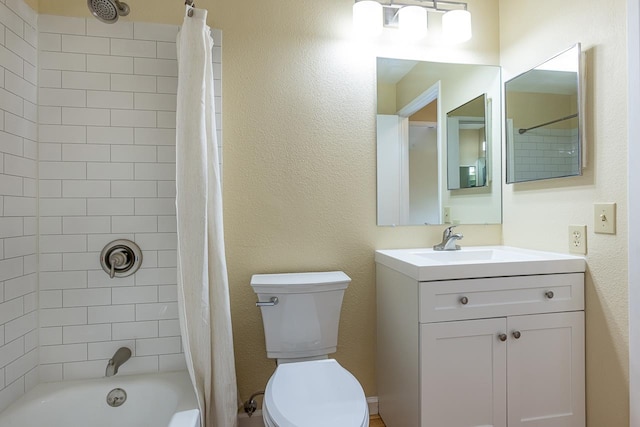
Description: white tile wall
xmin=0 ymin=1 xmax=223 ymax=410
xmin=37 ymin=14 xmax=223 ymax=383
xmin=0 ymin=0 xmax=38 ymax=412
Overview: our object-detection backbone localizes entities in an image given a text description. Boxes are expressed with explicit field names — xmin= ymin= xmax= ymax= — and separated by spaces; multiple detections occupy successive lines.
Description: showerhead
xmin=87 ymin=0 xmax=130 ymax=24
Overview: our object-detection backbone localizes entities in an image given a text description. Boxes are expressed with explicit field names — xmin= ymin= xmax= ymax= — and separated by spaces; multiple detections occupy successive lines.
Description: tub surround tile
xmin=87 ymin=54 xmax=133 ymax=74
xmin=159 ymin=354 xmax=187 ymax=371
xmin=35 ymin=11 xmax=221 ymax=381
xmin=86 ymin=19 xmax=133 ymax=39
xmin=0 ymin=378 xmax=25 ymax=413
xmin=0 ymin=2 xmax=222 ymax=396
xmin=4 ymin=349 xmax=37 ymax=384
xmin=0 ymin=0 xmax=38 ymax=408
xmin=87 ymin=305 xmax=135 ymax=324
xmin=39 ymin=15 xmax=86 ymax=35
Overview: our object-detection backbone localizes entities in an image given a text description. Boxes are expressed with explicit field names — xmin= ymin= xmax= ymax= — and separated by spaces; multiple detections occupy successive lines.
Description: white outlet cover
xmin=568 ymin=224 xmax=587 ymax=255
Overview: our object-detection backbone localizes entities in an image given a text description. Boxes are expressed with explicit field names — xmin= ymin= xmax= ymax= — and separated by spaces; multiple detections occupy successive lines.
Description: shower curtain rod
xmin=518 ymin=113 xmax=578 ymax=134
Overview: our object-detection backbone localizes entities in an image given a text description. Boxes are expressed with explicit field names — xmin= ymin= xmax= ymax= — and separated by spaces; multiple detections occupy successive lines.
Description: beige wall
xmin=38 ymin=0 xmax=502 ymax=407
xmin=499 ymin=0 xmax=629 ymax=426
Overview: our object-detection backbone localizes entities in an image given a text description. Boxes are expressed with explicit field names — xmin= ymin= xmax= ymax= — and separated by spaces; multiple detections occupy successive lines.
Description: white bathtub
xmin=0 ymin=370 xmax=200 ymax=427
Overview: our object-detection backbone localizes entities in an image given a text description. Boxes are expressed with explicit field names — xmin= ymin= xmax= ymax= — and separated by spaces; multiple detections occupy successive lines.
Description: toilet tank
xmin=251 ymin=271 xmax=351 ymax=360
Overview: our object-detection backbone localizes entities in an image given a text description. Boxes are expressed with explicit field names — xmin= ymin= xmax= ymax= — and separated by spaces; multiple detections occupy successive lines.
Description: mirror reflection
xmin=505 ymin=43 xmax=583 ymax=183
xmin=376 ymin=58 xmax=501 ymax=226
xmin=446 ymin=94 xmax=488 ymax=190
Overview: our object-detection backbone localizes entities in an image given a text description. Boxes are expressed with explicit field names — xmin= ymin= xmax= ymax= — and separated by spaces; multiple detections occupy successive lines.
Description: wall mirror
xmin=505 ymin=43 xmax=583 ymax=183
xmin=446 ymin=94 xmax=489 ymax=190
xmin=376 ymin=57 xmax=502 ymax=226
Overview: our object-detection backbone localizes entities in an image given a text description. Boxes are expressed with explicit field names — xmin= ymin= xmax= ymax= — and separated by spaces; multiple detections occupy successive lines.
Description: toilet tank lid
xmin=250 ymin=271 xmax=351 ymax=293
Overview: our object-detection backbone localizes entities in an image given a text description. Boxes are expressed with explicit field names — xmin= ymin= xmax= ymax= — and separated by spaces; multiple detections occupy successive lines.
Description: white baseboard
xmin=367 ymin=396 xmax=379 ymax=415
xmin=237 ymin=396 xmax=379 ymax=426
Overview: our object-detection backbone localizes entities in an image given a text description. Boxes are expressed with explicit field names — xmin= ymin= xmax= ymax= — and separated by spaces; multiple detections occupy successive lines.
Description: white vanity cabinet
xmin=376 ymin=259 xmax=585 ymax=427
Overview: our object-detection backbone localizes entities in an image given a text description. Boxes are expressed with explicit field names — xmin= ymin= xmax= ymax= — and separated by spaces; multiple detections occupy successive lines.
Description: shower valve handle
xmin=108 ymin=250 xmax=128 ymax=278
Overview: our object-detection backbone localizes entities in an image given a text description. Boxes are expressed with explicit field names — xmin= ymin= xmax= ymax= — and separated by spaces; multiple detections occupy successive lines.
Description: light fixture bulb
xmin=442 ymin=9 xmax=472 ymax=44
xmin=398 ymin=6 xmax=428 ymax=40
xmin=353 ymin=0 xmax=383 ymax=37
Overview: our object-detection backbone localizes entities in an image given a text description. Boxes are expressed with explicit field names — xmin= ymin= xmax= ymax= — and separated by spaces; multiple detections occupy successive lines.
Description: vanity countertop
xmin=375 ymin=245 xmax=586 ymax=281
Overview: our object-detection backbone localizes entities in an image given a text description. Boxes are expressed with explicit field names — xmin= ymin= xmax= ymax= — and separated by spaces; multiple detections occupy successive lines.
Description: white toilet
xmin=251 ymin=271 xmax=369 ymax=427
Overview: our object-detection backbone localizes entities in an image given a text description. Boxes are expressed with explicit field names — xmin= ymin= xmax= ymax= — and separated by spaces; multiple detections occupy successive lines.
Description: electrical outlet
xmin=568 ymin=225 xmax=587 ymax=255
xmin=594 ymin=203 xmax=616 ymax=234
xmin=443 ymin=207 xmax=451 ymax=224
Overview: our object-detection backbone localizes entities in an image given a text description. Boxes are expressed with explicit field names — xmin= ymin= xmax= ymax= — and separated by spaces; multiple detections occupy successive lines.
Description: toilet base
xmin=262 ymin=359 xmax=369 ymax=427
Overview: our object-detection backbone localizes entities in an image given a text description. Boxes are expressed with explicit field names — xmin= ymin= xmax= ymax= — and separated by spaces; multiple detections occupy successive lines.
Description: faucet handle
xmin=443 ymin=225 xmax=457 ymax=238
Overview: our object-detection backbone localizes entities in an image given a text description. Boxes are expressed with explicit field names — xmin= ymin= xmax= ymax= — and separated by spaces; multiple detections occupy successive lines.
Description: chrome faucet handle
xmin=442 ymin=225 xmax=457 ymax=239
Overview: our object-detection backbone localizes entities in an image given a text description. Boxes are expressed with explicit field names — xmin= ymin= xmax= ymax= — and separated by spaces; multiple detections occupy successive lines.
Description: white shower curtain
xmin=176 ymin=7 xmax=238 ymax=427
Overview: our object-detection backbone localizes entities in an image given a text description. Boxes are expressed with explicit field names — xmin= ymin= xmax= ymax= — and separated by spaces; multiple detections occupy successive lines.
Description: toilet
xmin=251 ymin=271 xmax=369 ymax=427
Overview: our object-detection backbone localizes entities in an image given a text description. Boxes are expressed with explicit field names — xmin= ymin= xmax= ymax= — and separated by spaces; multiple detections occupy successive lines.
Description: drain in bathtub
xmin=106 ymin=388 xmax=127 ymax=407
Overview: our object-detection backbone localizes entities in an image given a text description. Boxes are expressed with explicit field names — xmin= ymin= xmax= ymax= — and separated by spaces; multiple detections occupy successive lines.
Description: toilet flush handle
xmin=256 ymin=297 xmax=279 ymax=307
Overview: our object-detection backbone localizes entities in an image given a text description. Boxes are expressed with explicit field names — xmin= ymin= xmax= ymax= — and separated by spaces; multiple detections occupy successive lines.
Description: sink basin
xmin=413 ymin=248 xmax=537 ymax=264
xmin=375 ymin=246 xmax=585 ymax=281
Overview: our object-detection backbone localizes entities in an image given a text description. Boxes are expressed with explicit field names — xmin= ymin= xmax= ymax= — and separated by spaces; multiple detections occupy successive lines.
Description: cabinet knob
xmin=498 ymin=333 xmax=507 ymax=342
xmin=459 ymin=296 xmax=469 ymax=305
xmin=512 ymin=331 xmax=521 ymax=339
xmin=545 ymin=291 xmax=555 ymax=299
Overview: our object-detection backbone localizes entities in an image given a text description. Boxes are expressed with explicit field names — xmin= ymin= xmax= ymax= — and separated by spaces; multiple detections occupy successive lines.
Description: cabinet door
xmin=507 ymin=312 xmax=585 ymax=427
xmin=420 ymin=318 xmax=507 ymax=427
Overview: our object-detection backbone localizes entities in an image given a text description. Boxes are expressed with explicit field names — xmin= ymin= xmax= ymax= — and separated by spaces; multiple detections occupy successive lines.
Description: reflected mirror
xmin=446 ymin=94 xmax=488 ymax=190
xmin=376 ymin=58 xmax=501 ymax=226
xmin=505 ymin=43 xmax=583 ymax=183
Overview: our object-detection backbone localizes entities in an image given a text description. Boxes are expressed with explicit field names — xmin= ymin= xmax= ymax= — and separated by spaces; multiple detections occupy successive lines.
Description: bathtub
xmin=0 ymin=370 xmax=200 ymax=427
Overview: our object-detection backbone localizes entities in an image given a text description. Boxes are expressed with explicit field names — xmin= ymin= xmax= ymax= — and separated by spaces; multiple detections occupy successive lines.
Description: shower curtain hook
xmin=185 ymin=0 xmax=195 ymax=17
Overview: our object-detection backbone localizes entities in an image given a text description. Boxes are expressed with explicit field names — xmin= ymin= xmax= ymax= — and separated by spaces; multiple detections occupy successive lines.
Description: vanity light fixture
xmin=353 ymin=0 xmax=384 ymax=37
xmin=398 ymin=5 xmax=428 ymax=40
xmin=353 ymin=0 xmax=472 ymax=43
xmin=441 ymin=9 xmax=472 ymax=43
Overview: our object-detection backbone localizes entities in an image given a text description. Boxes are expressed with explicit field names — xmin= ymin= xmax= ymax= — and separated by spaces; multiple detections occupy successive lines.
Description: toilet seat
xmin=263 ymin=359 xmax=369 ymax=427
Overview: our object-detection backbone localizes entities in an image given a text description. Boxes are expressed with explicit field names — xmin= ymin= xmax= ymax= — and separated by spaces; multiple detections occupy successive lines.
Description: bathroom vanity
xmin=375 ymin=246 xmax=586 ymax=427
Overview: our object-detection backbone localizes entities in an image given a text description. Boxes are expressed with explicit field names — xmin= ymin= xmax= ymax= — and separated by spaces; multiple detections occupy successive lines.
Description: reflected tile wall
xmin=512 ymin=127 xmax=579 ymax=181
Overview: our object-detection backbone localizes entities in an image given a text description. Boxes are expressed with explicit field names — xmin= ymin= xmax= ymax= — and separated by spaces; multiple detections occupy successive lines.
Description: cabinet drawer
xmin=419 ymin=273 xmax=584 ymax=323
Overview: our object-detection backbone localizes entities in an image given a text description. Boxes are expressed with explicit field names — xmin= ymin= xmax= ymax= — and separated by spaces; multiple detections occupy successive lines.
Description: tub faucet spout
xmin=106 ymin=347 xmax=132 ymax=377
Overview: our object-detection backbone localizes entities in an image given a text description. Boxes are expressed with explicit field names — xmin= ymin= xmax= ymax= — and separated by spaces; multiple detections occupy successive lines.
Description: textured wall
xmin=0 ymin=0 xmax=38 ymax=412
xmin=38 ymin=0 xmax=503 ymax=402
xmin=499 ymin=0 xmax=629 ymax=426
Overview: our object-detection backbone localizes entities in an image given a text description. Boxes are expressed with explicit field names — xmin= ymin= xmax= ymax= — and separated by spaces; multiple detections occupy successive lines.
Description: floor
xmin=370 ymin=415 xmax=386 ymax=427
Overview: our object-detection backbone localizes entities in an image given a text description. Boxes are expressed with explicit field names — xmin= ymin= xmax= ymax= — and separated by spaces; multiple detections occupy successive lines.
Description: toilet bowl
xmin=262 ymin=359 xmax=369 ymax=427
xmin=251 ymin=271 xmax=369 ymax=427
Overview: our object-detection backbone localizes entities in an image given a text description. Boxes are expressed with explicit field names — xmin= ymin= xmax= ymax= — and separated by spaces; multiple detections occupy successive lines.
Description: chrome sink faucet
xmin=105 ymin=347 xmax=132 ymax=377
xmin=433 ymin=226 xmax=463 ymax=251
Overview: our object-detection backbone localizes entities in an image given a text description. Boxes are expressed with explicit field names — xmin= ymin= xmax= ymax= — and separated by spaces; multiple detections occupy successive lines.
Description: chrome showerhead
xmin=87 ymin=0 xmax=130 ymax=24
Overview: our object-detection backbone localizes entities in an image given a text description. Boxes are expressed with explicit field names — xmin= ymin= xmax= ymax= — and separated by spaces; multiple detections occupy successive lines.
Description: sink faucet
xmin=105 ymin=347 xmax=132 ymax=377
xmin=433 ymin=226 xmax=463 ymax=251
